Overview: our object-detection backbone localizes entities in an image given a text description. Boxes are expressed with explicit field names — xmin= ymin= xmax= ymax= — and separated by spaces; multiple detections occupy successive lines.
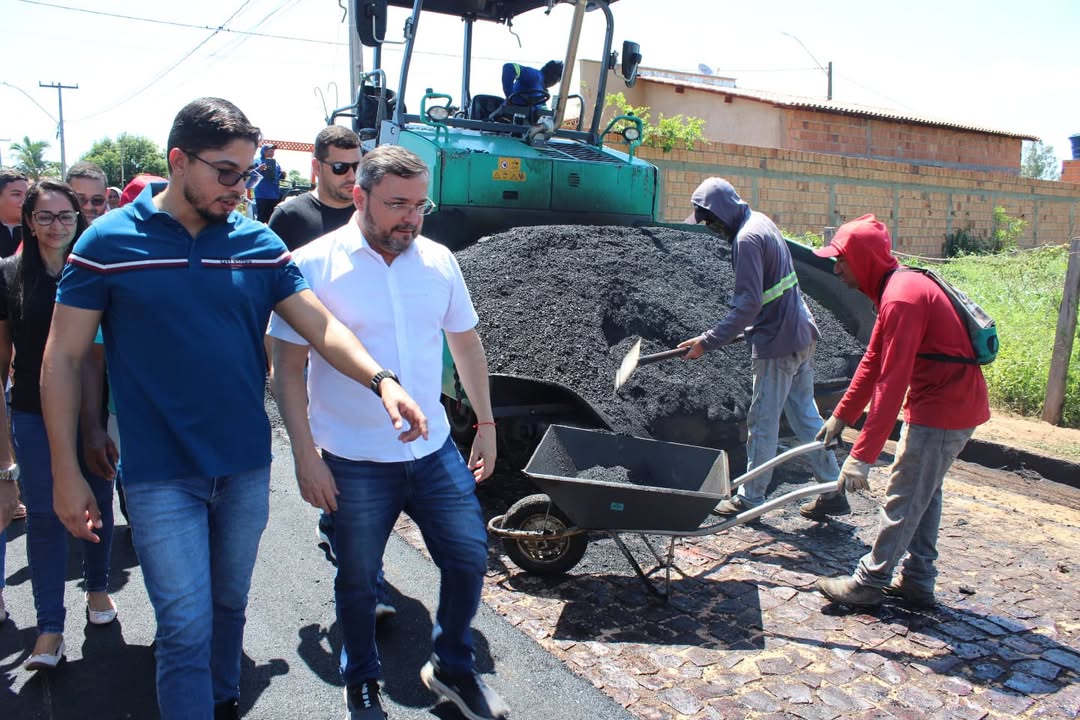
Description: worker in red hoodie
xmin=812 ymin=214 xmax=989 ymax=608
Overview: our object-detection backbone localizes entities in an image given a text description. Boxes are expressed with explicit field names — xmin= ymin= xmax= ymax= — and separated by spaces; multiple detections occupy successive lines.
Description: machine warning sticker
xmin=492 ymin=157 xmax=526 ymax=182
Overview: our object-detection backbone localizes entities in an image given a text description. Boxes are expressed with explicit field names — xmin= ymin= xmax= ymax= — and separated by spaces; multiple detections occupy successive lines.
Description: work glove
xmin=836 ymin=456 xmax=871 ymax=493
xmin=815 ymin=415 xmax=846 ymax=447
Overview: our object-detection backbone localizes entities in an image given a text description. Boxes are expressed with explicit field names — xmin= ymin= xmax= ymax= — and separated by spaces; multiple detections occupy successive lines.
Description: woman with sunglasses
xmin=0 ymin=179 xmax=116 ymax=670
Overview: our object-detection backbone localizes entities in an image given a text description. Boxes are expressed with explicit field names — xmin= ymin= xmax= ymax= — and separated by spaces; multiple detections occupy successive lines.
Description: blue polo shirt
xmin=57 ymin=183 xmax=308 ymax=482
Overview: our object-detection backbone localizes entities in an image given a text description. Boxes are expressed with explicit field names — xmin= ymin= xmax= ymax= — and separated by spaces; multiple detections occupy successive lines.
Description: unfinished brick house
xmin=578 ymin=62 xmax=1078 ymax=253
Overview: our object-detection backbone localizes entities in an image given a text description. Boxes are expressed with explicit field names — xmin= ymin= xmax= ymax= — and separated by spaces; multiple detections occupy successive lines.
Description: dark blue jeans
xmin=12 ymin=410 xmax=114 ymax=634
xmin=324 ymin=436 xmax=488 ymax=685
xmin=123 ymin=465 xmax=270 ymax=719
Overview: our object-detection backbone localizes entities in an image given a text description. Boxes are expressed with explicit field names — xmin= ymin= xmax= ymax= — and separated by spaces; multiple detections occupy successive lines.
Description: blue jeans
xmin=12 ymin=410 xmax=114 ymax=634
xmin=123 ymin=465 xmax=270 ymax=719
xmin=855 ymin=423 xmax=974 ymax=591
xmin=741 ymin=341 xmax=840 ymax=506
xmin=324 ymin=436 xmax=488 ymax=685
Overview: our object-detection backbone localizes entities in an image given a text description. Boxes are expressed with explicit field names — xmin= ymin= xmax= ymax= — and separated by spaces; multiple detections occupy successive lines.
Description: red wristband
xmin=473 ymin=421 xmax=496 ymax=429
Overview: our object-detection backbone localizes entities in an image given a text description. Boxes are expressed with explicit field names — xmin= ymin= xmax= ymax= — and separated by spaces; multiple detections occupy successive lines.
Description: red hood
xmin=817 ymin=214 xmax=898 ymax=301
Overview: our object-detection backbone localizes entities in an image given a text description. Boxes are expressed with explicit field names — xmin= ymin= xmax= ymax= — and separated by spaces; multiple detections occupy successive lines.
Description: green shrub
xmin=943 ymin=206 xmax=1026 ymax=257
xmin=783 ymin=229 xmax=825 ymax=248
xmin=914 ymin=246 xmax=1078 ymax=428
xmin=604 ymin=92 xmax=707 ymax=152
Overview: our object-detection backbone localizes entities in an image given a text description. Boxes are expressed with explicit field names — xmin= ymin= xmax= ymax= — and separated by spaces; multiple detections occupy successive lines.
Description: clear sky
xmin=3 ymin=0 xmax=1078 ymax=178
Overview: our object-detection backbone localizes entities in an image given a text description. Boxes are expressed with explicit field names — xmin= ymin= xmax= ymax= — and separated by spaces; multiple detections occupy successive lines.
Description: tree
xmin=1020 ymin=141 xmax=1061 ymax=181
xmin=10 ymin=135 xmax=59 ymax=180
xmin=80 ymin=133 xmax=168 ymax=186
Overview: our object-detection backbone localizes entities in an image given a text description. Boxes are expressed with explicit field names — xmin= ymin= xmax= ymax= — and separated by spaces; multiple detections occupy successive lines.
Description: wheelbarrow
xmin=487 ymin=425 xmax=839 ymax=599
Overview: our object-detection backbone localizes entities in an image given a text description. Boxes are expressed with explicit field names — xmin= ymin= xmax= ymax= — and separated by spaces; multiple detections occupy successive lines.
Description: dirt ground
xmin=974 ymin=411 xmax=1080 ymax=464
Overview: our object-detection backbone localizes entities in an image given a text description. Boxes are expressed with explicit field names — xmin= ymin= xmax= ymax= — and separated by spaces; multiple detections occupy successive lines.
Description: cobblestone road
xmin=398 ymin=453 xmax=1080 ymax=719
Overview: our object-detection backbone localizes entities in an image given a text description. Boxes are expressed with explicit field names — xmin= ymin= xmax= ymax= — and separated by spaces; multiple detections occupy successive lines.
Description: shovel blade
xmin=614 ymin=338 xmax=642 ymax=391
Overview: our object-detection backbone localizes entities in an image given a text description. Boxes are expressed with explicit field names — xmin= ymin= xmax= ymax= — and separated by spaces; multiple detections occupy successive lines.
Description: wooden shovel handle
xmin=638 ymin=346 xmax=692 ymax=366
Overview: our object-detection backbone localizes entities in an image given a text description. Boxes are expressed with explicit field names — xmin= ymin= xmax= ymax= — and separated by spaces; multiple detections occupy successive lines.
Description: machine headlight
xmin=428 ymin=106 xmax=450 ymax=122
xmin=622 ymin=126 xmax=641 ymax=142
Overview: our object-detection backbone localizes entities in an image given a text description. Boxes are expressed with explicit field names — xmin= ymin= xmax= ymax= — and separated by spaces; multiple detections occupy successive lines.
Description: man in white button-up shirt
xmin=268 ymin=146 xmax=507 ymax=720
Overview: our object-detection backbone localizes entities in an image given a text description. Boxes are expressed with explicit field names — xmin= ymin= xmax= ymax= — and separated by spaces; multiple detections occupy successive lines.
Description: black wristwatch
xmin=370 ymin=369 xmax=399 ymax=397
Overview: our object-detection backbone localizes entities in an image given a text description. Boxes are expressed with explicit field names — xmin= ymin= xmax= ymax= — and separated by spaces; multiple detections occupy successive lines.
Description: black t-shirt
xmin=267 ymin=192 xmax=356 ymax=251
xmin=0 ymin=256 xmax=59 ymax=414
xmin=0 ymin=225 xmax=22 ymax=258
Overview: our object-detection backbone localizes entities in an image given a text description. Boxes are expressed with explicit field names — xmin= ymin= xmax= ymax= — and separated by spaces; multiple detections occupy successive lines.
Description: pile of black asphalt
xmin=457 ymin=224 xmax=865 ymax=444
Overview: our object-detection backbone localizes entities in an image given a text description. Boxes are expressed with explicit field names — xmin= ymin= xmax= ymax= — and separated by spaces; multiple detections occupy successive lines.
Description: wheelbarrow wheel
xmin=501 ymin=494 xmax=587 ymax=575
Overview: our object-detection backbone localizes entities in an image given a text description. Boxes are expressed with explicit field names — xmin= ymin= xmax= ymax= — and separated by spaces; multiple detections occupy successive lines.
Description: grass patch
xmin=909 ymin=246 xmax=1079 ymax=429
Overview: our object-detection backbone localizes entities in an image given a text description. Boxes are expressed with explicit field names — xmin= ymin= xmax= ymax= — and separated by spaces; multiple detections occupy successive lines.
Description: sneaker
xmin=375 ymin=601 xmax=397 ymax=621
xmin=344 ymin=679 xmax=387 ymax=720
xmin=421 ymin=659 xmax=509 ymax=720
xmin=883 ymin=580 xmax=937 ymax=608
xmin=799 ymin=492 xmax=851 ymax=520
xmin=213 ymin=699 xmax=240 ymax=720
xmin=316 ymin=514 xmax=336 ymax=564
xmin=815 ymin=576 xmax=883 ymax=608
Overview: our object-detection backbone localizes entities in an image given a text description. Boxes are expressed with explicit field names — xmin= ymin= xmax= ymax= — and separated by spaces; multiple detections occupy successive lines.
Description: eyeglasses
xmin=78 ymin=195 xmax=107 ymax=208
xmin=187 ymin=152 xmax=263 ymax=189
xmin=318 ymin=159 xmax=360 ymax=176
xmin=32 ymin=210 xmax=80 ymax=226
xmin=362 ymin=188 xmax=437 ymax=216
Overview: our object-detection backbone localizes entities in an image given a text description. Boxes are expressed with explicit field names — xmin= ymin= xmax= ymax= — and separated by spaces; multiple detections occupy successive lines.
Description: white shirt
xmin=268 ymin=222 xmax=479 ymax=462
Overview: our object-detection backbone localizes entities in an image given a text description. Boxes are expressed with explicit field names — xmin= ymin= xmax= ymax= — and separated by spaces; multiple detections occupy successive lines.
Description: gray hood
xmin=690 ymin=178 xmax=750 ymax=233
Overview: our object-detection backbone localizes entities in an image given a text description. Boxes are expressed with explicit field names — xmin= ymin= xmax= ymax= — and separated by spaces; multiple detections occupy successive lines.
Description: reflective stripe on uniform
xmin=762 ymin=271 xmax=798 ymax=304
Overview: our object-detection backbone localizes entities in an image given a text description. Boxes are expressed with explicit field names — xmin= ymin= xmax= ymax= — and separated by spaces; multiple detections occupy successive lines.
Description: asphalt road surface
xmin=0 ymin=434 xmax=633 ymax=720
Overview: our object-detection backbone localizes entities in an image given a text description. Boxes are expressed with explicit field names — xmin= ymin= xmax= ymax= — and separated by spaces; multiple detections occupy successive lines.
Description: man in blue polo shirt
xmin=40 ymin=97 xmax=428 ymax=720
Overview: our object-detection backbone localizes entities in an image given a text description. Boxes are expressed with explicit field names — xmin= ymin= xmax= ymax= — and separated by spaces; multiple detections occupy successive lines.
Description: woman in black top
xmin=0 ymin=179 xmax=116 ymax=670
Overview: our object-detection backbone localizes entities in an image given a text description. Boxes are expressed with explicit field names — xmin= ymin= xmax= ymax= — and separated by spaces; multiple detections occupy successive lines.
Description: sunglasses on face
xmin=33 ymin=210 xmax=79 ymax=226
xmin=318 ymin=159 xmax=360 ymax=176
xmin=187 ymin=152 xmax=263 ymax=189
xmin=79 ymin=195 xmax=107 ymax=207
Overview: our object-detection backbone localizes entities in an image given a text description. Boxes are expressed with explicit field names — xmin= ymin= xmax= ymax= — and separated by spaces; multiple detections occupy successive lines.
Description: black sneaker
xmin=213 ymin=699 xmax=239 ymax=720
xmin=344 ymin=680 xmax=387 ymax=720
xmin=420 ymin=660 xmax=509 ymax=720
xmin=316 ymin=513 xmax=337 ymax=564
xmin=799 ymin=492 xmax=851 ymax=520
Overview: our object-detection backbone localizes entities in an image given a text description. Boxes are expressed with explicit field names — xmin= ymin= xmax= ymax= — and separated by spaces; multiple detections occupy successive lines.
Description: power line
xmin=0 ymin=81 xmax=58 ymax=123
xmin=71 ymin=1 xmax=254 ymax=122
xmin=17 ymin=0 xmax=342 ymax=47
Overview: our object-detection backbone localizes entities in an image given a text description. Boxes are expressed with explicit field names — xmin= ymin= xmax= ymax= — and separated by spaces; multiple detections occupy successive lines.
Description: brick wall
xmin=639 ymin=142 xmax=1080 ymax=257
xmin=1063 ymin=160 xmax=1080 ymax=185
xmin=784 ymin=110 xmax=1022 ymax=175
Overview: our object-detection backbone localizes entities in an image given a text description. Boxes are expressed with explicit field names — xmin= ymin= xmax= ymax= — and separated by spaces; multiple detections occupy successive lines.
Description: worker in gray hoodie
xmin=679 ymin=177 xmax=845 ymax=518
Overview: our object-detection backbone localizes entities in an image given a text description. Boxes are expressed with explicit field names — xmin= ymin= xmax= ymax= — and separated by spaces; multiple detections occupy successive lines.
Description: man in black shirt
xmin=268 ymin=126 xmax=361 ymax=251
xmin=0 ymin=170 xmax=29 ymax=257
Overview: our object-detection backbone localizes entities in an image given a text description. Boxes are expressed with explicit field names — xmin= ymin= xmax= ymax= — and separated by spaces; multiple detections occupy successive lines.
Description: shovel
xmin=614 ymin=334 xmax=745 ymax=391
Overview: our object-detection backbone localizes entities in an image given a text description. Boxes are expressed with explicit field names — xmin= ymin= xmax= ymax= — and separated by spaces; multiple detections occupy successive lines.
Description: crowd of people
xmin=0 ymin=94 xmax=988 ymax=720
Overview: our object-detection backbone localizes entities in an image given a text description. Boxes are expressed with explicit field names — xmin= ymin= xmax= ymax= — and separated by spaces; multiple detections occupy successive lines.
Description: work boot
xmin=711 ymin=495 xmax=756 ymax=518
xmin=815 ymin=576 xmax=883 ymax=607
xmin=799 ymin=492 xmax=851 ymax=520
xmin=883 ymin=579 xmax=937 ymax=609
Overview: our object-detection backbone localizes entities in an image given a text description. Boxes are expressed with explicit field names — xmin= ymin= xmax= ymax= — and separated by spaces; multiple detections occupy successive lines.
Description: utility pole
xmin=781 ymin=33 xmax=833 ymax=101
xmin=39 ymin=81 xmax=78 ymax=177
